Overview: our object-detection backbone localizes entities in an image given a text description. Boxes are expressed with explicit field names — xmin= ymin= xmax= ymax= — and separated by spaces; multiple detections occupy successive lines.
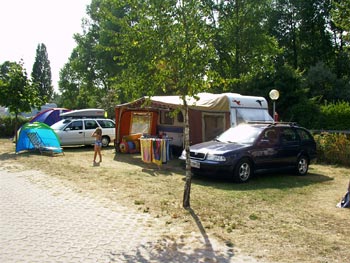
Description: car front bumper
xmin=184 ymin=158 xmax=234 ymax=175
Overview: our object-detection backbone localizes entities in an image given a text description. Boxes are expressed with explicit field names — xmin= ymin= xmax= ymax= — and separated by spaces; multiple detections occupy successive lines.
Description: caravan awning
xmin=115 ymin=93 xmax=239 ymax=112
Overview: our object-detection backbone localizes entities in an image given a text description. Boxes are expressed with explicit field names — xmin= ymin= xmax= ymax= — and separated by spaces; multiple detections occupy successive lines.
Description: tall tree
xmin=269 ymin=0 xmax=300 ymax=68
xmin=269 ymin=0 xmax=333 ymax=70
xmin=330 ymin=0 xmax=350 ymax=79
xmin=0 ymin=61 xmax=39 ymax=140
xmin=58 ymin=0 xmax=125 ymax=108
xmin=31 ymin=43 xmax=53 ymax=104
xmin=58 ymin=55 xmax=83 ymax=109
xmin=212 ymin=0 xmax=279 ymax=92
xmin=297 ymin=0 xmax=333 ymax=69
xmin=331 ymin=0 xmax=350 ymax=49
xmin=58 ymin=49 xmax=98 ymax=109
xmin=94 ymin=0 xmax=216 ymax=208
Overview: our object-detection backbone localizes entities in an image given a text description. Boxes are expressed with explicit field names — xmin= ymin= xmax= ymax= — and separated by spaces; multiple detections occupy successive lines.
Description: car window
xmin=296 ymin=129 xmax=313 ymax=141
xmin=84 ymin=120 xmax=98 ymax=130
xmin=97 ymin=119 xmax=115 ymax=128
xmin=51 ymin=119 xmax=70 ymax=130
xmin=261 ymin=128 xmax=279 ymax=145
xmin=281 ymin=128 xmax=298 ymax=143
xmin=66 ymin=120 xmax=83 ymax=130
xmin=217 ymin=125 xmax=260 ymax=144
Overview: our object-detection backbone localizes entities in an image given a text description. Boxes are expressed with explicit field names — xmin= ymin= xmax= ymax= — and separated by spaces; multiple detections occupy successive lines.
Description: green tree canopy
xmin=0 ymin=60 xmax=40 ymax=139
xmin=31 ymin=43 xmax=53 ymax=104
xmin=0 ymin=61 xmax=39 ymax=114
xmin=212 ymin=0 xmax=280 ymax=92
xmin=57 ymin=0 xmax=350 ymax=128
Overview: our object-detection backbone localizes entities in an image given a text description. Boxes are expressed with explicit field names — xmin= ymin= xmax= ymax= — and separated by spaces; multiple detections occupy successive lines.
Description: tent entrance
xmin=202 ymin=113 xmax=226 ymax=142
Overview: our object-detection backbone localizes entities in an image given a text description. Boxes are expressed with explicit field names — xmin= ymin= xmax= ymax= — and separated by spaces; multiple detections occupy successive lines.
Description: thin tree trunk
xmin=14 ymin=112 xmax=18 ymax=143
xmin=183 ymin=103 xmax=192 ymax=209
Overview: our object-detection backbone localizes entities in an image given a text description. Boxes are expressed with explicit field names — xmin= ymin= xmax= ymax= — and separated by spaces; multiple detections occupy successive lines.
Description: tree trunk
xmin=183 ymin=103 xmax=192 ymax=209
xmin=14 ymin=112 xmax=19 ymax=144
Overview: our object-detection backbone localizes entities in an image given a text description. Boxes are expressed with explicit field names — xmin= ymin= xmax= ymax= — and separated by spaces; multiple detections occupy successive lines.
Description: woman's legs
xmin=97 ymin=146 xmax=102 ymax=162
xmin=93 ymin=144 xmax=102 ymax=164
xmin=93 ymin=145 xmax=98 ymax=162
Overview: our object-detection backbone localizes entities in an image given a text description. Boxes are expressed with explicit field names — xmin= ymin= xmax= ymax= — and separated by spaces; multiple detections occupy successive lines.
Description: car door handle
xmin=78 ymin=132 xmax=83 ymax=134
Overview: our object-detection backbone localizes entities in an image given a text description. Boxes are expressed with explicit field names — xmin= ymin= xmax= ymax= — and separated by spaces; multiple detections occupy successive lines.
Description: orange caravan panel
xmin=115 ymin=109 xmax=158 ymax=144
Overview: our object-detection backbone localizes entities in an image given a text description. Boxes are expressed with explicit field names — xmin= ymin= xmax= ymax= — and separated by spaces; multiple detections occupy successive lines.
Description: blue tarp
xmin=16 ymin=122 xmax=63 ymax=154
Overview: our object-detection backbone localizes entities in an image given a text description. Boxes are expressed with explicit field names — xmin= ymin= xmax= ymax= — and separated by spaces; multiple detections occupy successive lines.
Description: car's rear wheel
xmin=233 ymin=158 xmax=253 ymax=183
xmin=101 ymin=136 xmax=110 ymax=147
xmin=296 ymin=155 xmax=309 ymax=175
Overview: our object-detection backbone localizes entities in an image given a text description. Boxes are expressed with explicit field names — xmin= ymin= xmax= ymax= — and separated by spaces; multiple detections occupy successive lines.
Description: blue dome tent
xmin=16 ymin=122 xmax=63 ymax=155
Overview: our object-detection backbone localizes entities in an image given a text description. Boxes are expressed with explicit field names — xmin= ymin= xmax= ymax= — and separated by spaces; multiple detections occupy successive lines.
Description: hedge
xmin=0 ymin=116 xmax=28 ymax=137
xmin=319 ymin=101 xmax=350 ymax=130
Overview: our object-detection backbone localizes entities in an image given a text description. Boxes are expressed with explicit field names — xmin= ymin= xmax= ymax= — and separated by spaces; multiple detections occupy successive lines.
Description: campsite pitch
xmin=1 ymin=138 xmax=349 ymax=263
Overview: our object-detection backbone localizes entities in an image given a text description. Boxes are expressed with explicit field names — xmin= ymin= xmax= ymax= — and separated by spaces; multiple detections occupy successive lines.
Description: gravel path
xmin=0 ymin=166 xmax=261 ymax=263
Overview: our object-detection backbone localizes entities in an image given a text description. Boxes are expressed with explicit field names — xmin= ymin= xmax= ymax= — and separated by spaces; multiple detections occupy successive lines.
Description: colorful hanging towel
xmin=140 ymin=138 xmax=152 ymax=163
xmin=152 ymin=139 xmax=162 ymax=166
xmin=161 ymin=139 xmax=168 ymax=164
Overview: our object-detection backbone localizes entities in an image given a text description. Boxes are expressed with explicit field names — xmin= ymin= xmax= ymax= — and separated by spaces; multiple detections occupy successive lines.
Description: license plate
xmin=190 ymin=160 xmax=200 ymax=168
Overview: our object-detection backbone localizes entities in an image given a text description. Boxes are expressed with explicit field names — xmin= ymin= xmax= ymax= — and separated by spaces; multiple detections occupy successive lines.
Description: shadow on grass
xmin=113 ymin=151 xmax=185 ymax=175
xmin=191 ymin=169 xmax=333 ymax=191
xmin=112 ymin=151 xmax=334 ymax=191
xmin=113 ymin=208 xmax=234 ymax=263
xmin=6 ymin=144 xmax=334 ymax=192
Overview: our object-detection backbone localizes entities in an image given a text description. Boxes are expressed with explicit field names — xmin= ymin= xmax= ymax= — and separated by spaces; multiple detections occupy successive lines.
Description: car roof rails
xmin=246 ymin=121 xmax=299 ymax=127
xmin=246 ymin=121 xmax=274 ymax=125
xmin=269 ymin=122 xmax=299 ymax=127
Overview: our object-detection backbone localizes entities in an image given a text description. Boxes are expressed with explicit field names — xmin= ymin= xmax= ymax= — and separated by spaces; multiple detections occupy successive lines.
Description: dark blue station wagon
xmin=179 ymin=123 xmax=317 ymax=183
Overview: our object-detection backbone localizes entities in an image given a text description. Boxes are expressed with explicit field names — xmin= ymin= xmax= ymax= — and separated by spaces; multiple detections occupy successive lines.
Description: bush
xmin=314 ymin=132 xmax=350 ymax=167
xmin=284 ymin=100 xmax=350 ymax=130
xmin=0 ymin=116 xmax=28 ymax=138
xmin=288 ymin=98 xmax=321 ymax=129
xmin=319 ymin=101 xmax=350 ymax=130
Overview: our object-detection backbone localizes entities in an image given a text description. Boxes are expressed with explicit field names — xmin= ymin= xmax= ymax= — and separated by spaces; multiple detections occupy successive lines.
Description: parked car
xmin=51 ymin=118 xmax=115 ymax=147
xmin=179 ymin=123 xmax=317 ymax=183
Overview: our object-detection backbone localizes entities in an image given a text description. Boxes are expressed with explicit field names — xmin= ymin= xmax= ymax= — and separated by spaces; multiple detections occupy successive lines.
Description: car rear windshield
xmin=216 ymin=125 xmax=261 ymax=144
xmin=97 ymin=119 xmax=115 ymax=128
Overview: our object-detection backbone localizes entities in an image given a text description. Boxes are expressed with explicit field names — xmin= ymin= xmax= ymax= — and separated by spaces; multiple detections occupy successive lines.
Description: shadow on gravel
xmin=112 ymin=241 xmax=233 ymax=263
xmin=0 ymin=152 xmax=17 ymax=161
xmin=109 ymin=208 xmax=235 ymax=263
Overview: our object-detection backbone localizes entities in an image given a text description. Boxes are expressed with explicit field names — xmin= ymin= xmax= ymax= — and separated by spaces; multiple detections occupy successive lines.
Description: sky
xmin=0 ymin=0 xmax=91 ymax=92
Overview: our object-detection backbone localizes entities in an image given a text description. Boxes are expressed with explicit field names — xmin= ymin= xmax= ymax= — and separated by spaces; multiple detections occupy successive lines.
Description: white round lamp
xmin=269 ymin=89 xmax=280 ymax=122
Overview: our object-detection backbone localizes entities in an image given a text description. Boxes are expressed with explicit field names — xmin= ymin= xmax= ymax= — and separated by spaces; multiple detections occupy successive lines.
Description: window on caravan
xmin=236 ymin=108 xmax=273 ymax=124
xmin=160 ymin=111 xmax=174 ymax=125
xmin=177 ymin=111 xmax=184 ymax=123
xmin=130 ymin=112 xmax=152 ymax=134
xmin=160 ymin=110 xmax=184 ymax=125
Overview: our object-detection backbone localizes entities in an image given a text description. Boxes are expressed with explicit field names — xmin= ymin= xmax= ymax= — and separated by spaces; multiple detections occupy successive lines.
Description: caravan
xmin=114 ymin=93 xmax=273 ymax=153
